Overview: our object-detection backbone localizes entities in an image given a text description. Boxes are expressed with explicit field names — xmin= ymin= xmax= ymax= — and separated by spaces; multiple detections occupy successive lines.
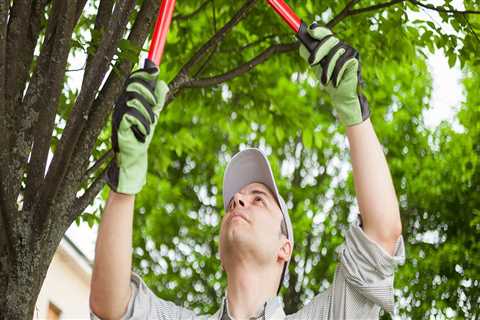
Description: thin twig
xmin=173 ymin=0 xmax=211 ymax=21
xmin=212 ymin=0 xmax=217 ymax=32
xmin=70 ymin=166 xmax=108 ymax=220
xmin=409 ymin=0 xmax=480 ymax=14
xmin=220 ymin=33 xmax=291 ymax=53
xmin=326 ymin=0 xmax=362 ymax=28
xmin=462 ymin=14 xmax=480 ymax=43
xmin=193 ymin=44 xmax=218 ymax=78
xmin=346 ymin=0 xmax=404 ymax=17
xmin=173 ymin=0 xmax=258 ymax=84
xmin=85 ymin=148 xmax=114 ymax=177
xmin=185 ymin=42 xmax=299 ymax=88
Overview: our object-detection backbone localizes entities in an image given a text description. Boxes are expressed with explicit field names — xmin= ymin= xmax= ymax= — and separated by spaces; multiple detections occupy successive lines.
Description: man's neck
xmin=225 ymin=264 xmax=278 ymax=320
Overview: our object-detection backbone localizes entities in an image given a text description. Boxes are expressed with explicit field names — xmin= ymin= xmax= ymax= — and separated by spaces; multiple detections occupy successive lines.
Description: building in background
xmin=34 ymin=235 xmax=93 ymax=319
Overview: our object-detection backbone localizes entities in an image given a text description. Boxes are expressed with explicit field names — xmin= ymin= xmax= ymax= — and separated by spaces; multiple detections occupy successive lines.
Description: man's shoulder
xmin=285 ymin=287 xmax=332 ymax=319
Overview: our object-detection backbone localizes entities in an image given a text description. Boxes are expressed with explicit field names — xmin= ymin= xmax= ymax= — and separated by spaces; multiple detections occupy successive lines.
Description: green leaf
xmin=447 ymin=53 xmax=456 ymax=68
xmin=302 ymin=129 xmax=313 ymax=149
xmin=314 ymin=131 xmax=323 ymax=149
xmin=275 ymin=126 xmax=285 ymax=142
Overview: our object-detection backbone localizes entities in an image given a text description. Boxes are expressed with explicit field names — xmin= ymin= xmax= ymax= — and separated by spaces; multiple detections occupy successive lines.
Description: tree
xmin=0 ymin=0 xmax=478 ymax=318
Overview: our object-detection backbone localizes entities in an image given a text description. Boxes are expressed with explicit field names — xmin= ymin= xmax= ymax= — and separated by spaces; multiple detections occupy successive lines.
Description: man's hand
xmin=299 ymin=24 xmax=370 ymax=127
xmin=106 ymin=66 xmax=169 ymax=194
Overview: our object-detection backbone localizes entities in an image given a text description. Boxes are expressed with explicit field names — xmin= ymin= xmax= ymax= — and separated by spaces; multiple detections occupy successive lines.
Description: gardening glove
xmin=105 ymin=65 xmax=169 ymax=194
xmin=299 ymin=23 xmax=370 ymax=127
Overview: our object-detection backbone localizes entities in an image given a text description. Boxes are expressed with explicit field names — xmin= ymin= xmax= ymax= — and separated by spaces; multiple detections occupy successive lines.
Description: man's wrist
xmin=109 ymin=190 xmax=136 ymax=201
xmin=346 ymin=118 xmax=373 ymax=138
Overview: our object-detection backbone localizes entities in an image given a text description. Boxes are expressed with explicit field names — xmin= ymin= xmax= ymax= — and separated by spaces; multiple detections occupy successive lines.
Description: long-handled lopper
xmin=144 ymin=0 xmax=177 ymax=68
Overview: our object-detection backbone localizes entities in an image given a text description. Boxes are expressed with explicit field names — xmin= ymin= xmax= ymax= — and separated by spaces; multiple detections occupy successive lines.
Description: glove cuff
xmin=105 ymin=160 xmax=121 ymax=193
xmin=105 ymin=159 xmax=146 ymax=195
xmin=338 ymin=92 xmax=371 ymax=127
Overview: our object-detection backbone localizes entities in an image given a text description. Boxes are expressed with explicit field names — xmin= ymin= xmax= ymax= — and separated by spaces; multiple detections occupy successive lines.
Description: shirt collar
xmin=218 ymin=293 xmax=284 ymax=320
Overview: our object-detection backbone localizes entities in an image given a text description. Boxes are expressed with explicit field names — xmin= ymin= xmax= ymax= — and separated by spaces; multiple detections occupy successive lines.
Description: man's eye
xmin=255 ymin=196 xmax=264 ymax=204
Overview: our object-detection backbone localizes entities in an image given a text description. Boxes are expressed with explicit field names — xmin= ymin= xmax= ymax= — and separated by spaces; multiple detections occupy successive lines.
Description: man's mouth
xmin=229 ymin=211 xmax=249 ymax=223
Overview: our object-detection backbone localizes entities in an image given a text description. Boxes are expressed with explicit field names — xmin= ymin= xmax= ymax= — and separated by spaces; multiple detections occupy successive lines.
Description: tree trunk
xmin=0 ymin=206 xmax=67 ymax=320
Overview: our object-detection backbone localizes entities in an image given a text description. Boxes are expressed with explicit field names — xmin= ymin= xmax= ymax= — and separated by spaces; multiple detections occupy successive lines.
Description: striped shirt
xmin=91 ymin=222 xmax=405 ymax=320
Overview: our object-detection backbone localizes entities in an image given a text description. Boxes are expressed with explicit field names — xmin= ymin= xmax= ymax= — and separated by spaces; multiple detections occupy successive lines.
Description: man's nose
xmin=232 ymin=193 xmax=246 ymax=209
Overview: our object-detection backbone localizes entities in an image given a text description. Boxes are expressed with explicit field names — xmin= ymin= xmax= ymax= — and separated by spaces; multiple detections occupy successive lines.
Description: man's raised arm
xmin=298 ymin=25 xmax=402 ymax=255
xmin=346 ymin=120 xmax=402 ymax=255
xmin=90 ymin=192 xmax=135 ymax=319
xmin=89 ymin=66 xmax=169 ymax=319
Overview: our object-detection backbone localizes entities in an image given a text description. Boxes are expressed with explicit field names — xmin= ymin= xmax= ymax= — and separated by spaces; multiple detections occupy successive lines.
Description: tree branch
xmin=183 ymin=42 xmax=298 ymax=89
xmin=71 ymin=0 xmax=161 ymax=182
xmin=219 ymin=33 xmax=291 ymax=53
xmin=2 ymin=1 xmax=36 ymax=217
xmin=47 ymin=0 xmax=160 ymax=230
xmin=409 ymin=0 xmax=480 ymax=14
xmin=69 ymin=167 xmax=108 ymax=222
xmin=23 ymin=0 xmax=80 ymax=212
xmin=9 ymin=1 xmax=55 ymax=153
xmin=169 ymin=0 xmax=259 ymax=98
xmin=173 ymin=0 xmax=211 ymax=21
xmin=74 ymin=0 xmax=89 ymax=23
xmin=181 ymin=0 xmax=257 ymax=73
xmin=85 ymin=0 xmax=115 ymax=76
xmin=39 ymin=0 xmax=136 ymax=217
xmin=166 ymin=0 xmax=378 ymax=102
xmin=193 ymin=43 xmax=218 ymax=78
xmin=346 ymin=0 xmax=405 ymax=17
xmin=168 ymin=0 xmax=388 ymax=102
xmin=85 ymin=149 xmax=114 ymax=178
xmin=0 ymin=0 xmax=8 ymax=165
xmin=13 ymin=1 xmax=76 ymax=198
xmin=0 ymin=0 xmax=18 ymax=257
xmin=326 ymin=0 xmax=361 ymax=28
xmin=5 ymin=1 xmax=33 ymax=118
xmin=462 ymin=14 xmax=480 ymax=43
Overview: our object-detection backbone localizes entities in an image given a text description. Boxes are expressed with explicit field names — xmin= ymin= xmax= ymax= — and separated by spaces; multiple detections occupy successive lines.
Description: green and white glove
xmin=299 ymin=23 xmax=370 ymax=127
xmin=106 ymin=66 xmax=169 ymax=194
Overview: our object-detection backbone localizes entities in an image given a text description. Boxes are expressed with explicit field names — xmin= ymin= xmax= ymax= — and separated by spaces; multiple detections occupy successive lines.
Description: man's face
xmin=219 ymin=182 xmax=288 ymax=268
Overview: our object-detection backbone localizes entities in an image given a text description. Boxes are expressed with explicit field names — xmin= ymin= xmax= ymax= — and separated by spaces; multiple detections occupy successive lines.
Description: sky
xmin=64 ymin=1 xmax=467 ymax=263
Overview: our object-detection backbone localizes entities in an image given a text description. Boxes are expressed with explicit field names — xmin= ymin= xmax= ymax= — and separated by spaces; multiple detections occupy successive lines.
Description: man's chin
xmin=226 ymin=225 xmax=252 ymax=246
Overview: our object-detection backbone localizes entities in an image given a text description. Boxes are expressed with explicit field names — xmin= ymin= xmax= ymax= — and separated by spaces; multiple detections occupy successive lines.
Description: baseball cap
xmin=222 ymin=148 xmax=294 ymax=293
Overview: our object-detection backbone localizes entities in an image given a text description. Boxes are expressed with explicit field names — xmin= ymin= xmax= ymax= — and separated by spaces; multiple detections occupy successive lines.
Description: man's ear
xmin=277 ymin=238 xmax=292 ymax=263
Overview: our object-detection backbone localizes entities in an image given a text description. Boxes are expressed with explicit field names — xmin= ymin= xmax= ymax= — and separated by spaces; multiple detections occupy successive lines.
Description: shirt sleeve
xmin=332 ymin=221 xmax=406 ymax=317
xmin=286 ymin=221 xmax=405 ymax=320
xmin=90 ymin=272 xmax=197 ymax=320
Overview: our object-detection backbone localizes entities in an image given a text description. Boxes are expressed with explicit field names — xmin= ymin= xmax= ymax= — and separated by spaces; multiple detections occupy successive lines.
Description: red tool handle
xmin=266 ymin=0 xmax=301 ymax=33
xmin=266 ymin=0 xmax=319 ymax=57
xmin=145 ymin=0 xmax=177 ymax=68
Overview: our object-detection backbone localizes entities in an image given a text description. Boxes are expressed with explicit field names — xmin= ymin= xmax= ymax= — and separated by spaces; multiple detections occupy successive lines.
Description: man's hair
xmin=262 ymin=184 xmax=288 ymax=239
xmin=280 ymin=218 xmax=288 ymax=238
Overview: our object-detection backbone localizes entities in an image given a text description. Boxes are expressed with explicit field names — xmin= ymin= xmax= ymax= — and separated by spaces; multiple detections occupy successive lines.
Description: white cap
xmin=222 ymin=148 xmax=294 ymax=291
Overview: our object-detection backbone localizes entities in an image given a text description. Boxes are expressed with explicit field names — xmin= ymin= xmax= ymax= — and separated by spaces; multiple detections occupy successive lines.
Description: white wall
xmin=34 ymin=238 xmax=92 ymax=320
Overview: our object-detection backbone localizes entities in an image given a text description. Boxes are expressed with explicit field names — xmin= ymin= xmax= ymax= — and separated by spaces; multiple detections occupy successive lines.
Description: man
xmin=89 ymin=24 xmax=405 ymax=320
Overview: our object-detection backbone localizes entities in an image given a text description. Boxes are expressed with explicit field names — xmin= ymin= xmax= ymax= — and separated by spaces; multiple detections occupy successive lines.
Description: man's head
xmin=220 ymin=148 xmax=294 ymax=294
